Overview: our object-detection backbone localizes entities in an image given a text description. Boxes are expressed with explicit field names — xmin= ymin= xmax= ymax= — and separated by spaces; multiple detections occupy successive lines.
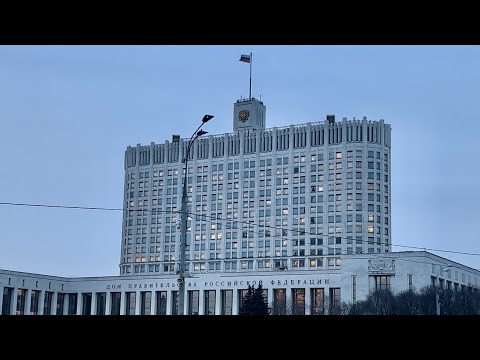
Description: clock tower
xmin=233 ymin=97 xmax=266 ymax=132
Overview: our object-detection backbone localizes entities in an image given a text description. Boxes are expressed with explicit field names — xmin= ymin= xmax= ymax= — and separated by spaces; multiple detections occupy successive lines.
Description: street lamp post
xmin=435 ymin=264 xmax=452 ymax=315
xmin=177 ymin=114 xmax=214 ymax=315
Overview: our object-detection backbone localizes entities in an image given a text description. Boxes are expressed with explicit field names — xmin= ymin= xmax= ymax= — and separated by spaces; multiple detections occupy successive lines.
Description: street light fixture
xmin=202 ymin=114 xmax=214 ymax=123
xmin=177 ymin=115 xmax=214 ymax=315
xmin=435 ymin=264 xmax=452 ymax=315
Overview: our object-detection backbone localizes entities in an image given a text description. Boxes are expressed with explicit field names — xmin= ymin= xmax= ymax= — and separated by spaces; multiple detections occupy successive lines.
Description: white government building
xmin=1 ymin=98 xmax=479 ymax=315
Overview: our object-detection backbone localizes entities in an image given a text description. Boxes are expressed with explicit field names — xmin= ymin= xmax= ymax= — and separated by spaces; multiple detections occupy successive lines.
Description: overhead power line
xmin=1 ymin=201 xmax=480 ymax=259
xmin=0 ymin=202 xmax=123 ymax=211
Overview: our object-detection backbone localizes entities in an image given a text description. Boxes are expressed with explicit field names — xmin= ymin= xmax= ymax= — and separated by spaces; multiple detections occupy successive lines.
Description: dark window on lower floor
xmin=110 ymin=292 xmax=121 ymax=315
xmin=156 ymin=291 xmax=167 ymax=315
xmin=96 ymin=293 xmax=106 ymax=315
xmin=329 ymin=288 xmax=341 ymax=314
xmin=2 ymin=287 xmax=13 ymax=315
xmin=292 ymin=288 xmax=305 ymax=315
xmin=311 ymin=288 xmax=324 ymax=315
xmin=273 ymin=289 xmax=286 ymax=315
xmin=374 ymin=276 xmax=391 ymax=291
xmin=56 ymin=293 xmax=65 ymax=315
xmin=43 ymin=291 xmax=53 ymax=315
xmin=67 ymin=293 xmax=78 ymax=315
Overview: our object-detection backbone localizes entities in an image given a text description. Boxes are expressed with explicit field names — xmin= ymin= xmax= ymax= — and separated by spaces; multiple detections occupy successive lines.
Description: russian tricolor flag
xmin=239 ymin=54 xmax=251 ymax=63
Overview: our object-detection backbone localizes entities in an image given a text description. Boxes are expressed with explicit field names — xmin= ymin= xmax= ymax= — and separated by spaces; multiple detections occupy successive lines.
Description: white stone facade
xmin=120 ymin=99 xmax=392 ymax=277
xmin=4 ymin=98 xmax=475 ymax=316
xmin=2 ymin=252 xmax=479 ymax=315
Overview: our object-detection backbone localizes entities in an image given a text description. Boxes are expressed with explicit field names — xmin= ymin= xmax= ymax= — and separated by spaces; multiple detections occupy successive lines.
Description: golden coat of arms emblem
xmin=238 ymin=110 xmax=249 ymax=122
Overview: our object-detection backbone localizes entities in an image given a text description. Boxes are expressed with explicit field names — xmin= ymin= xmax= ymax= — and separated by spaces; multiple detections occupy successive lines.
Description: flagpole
xmin=249 ymin=52 xmax=252 ymax=100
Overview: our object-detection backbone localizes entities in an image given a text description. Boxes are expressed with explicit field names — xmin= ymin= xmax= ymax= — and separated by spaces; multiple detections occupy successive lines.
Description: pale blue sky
xmin=1 ymin=45 xmax=479 ymax=276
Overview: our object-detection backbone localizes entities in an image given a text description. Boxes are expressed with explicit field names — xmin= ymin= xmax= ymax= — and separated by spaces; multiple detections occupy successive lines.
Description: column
xmin=135 ymin=291 xmax=141 ymax=315
xmin=198 ymin=290 xmax=205 ymax=315
xmin=151 ymin=291 xmax=157 ymax=315
xmin=362 ymin=119 xmax=368 ymax=143
xmin=209 ymin=134 xmax=214 ymax=158
xmin=91 ymin=292 xmax=97 ymax=315
xmin=62 ymin=294 xmax=68 ymax=315
xmin=239 ymin=129 xmax=244 ymax=154
xmin=369 ymin=276 xmax=375 ymax=292
xmin=51 ymin=292 xmax=58 ymax=316
xmin=324 ymin=121 xmax=329 ymax=146
xmin=215 ymin=290 xmax=221 ymax=316
xmin=25 ymin=289 xmax=32 ymax=315
xmin=179 ymin=138 xmax=185 ymax=163
xmin=272 ymin=127 xmax=277 ymax=151
xmin=76 ymin=292 xmax=82 ymax=315
xmin=11 ymin=288 xmax=18 ymax=315
xmin=289 ymin=125 xmax=294 ymax=150
xmin=305 ymin=288 xmax=311 ymax=315
xmin=165 ymin=291 xmax=172 ymax=315
xmin=105 ymin=292 xmax=111 ymax=316
xmin=181 ymin=291 xmax=187 ymax=316
xmin=267 ymin=287 xmax=273 ymax=313
xmin=286 ymin=288 xmax=293 ymax=315
xmin=38 ymin=291 xmax=45 ymax=315
xmin=232 ymin=290 xmax=239 ymax=315
xmin=379 ymin=120 xmax=385 ymax=145
xmin=0 ymin=286 xmax=3 ymax=314
xmin=164 ymin=140 xmax=171 ymax=163
xmin=120 ymin=292 xmax=126 ymax=315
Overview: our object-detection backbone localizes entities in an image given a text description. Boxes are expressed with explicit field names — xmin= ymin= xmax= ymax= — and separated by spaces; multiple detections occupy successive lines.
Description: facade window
xmin=125 ymin=292 xmax=136 ymax=315
xmin=238 ymin=289 xmax=249 ymax=313
xmin=81 ymin=293 xmax=92 ymax=315
xmin=43 ymin=291 xmax=54 ymax=316
xmin=374 ymin=275 xmax=391 ymax=291
xmin=204 ymin=290 xmax=216 ymax=315
xmin=326 ymin=257 xmax=341 ymax=268
xmin=56 ymin=293 xmax=65 ymax=315
xmin=1 ymin=288 xmax=13 ymax=317
xmin=292 ymin=288 xmax=305 ymax=315
xmin=96 ymin=293 xmax=106 ymax=315
xmin=16 ymin=289 xmax=27 ymax=315
xmin=221 ymin=290 xmax=233 ymax=315
xmin=188 ymin=290 xmax=200 ymax=315
xmin=67 ymin=293 xmax=78 ymax=315
xmin=110 ymin=292 xmax=122 ymax=315
xmin=329 ymin=288 xmax=341 ymax=314
xmin=140 ymin=291 xmax=152 ymax=315
xmin=30 ymin=290 xmax=41 ymax=315
xmin=273 ymin=289 xmax=287 ymax=315
xmin=311 ymin=288 xmax=324 ymax=315
xmin=156 ymin=291 xmax=167 ymax=315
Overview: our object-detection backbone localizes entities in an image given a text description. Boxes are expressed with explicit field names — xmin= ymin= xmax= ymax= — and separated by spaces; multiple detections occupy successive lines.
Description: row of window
xmin=125 ymin=238 xmax=386 ymax=254
xmin=128 ymin=150 xmax=390 ymax=181
xmin=121 ymin=256 xmax=344 ymax=273
xmin=128 ymin=168 xmax=389 ymax=191
xmin=2 ymin=287 xmax=343 ymax=315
